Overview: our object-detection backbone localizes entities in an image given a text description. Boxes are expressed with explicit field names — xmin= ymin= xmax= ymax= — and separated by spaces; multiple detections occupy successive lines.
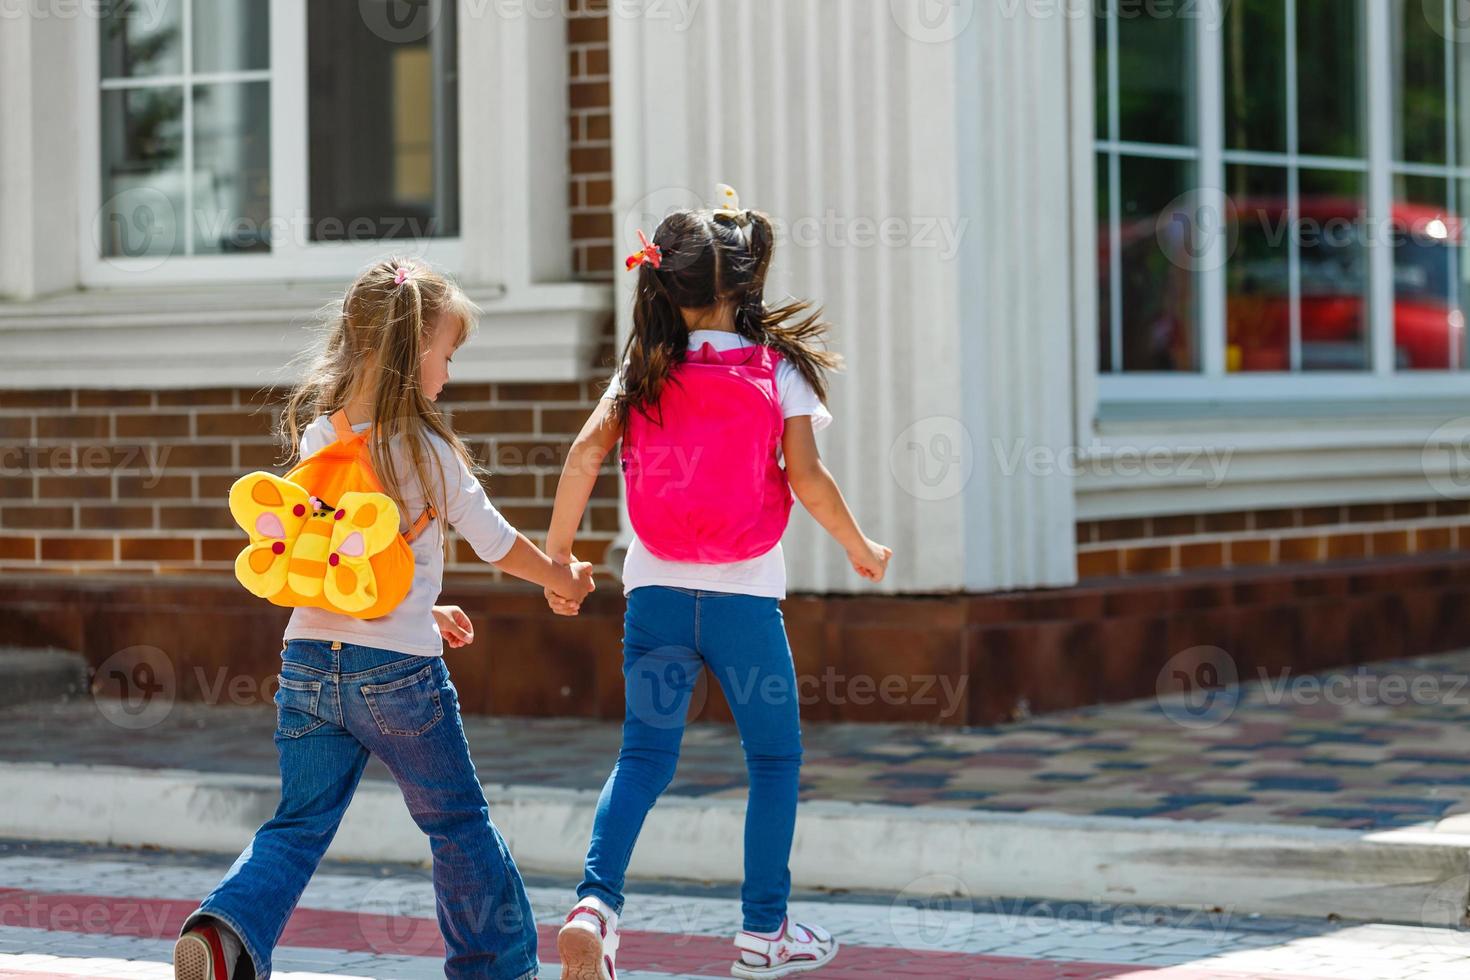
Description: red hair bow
xmin=625 ymin=229 xmax=662 ymax=272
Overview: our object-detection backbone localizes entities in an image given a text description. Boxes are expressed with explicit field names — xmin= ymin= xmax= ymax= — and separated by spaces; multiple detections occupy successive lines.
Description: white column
xmin=0 ymin=11 xmax=81 ymax=300
xmin=611 ymin=0 xmax=1079 ymax=593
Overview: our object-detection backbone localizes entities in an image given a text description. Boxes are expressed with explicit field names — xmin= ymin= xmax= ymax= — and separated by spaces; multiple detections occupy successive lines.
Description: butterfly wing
xmin=322 ymin=491 xmax=402 ymax=612
xmin=228 ymin=472 xmax=312 ymax=599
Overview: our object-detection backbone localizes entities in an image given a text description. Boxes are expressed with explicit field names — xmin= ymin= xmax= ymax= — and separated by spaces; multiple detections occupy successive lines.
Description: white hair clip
xmin=712 ymin=183 xmax=751 ymax=226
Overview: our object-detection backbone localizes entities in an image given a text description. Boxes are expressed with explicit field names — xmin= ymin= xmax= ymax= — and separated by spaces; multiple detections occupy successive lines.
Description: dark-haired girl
xmin=543 ymin=187 xmax=891 ymax=979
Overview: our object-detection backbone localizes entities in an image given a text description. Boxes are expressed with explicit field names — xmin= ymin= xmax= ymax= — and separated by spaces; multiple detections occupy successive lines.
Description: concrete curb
xmin=4 ymin=761 xmax=1468 ymax=927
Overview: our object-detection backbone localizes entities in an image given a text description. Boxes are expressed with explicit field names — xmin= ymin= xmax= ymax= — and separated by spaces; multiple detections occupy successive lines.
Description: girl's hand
xmin=543 ymin=553 xmax=593 ymax=616
xmin=848 ymin=538 xmax=893 ymax=582
xmin=433 ymin=605 xmax=475 ymax=648
xmin=545 ymin=586 xmax=581 ymax=617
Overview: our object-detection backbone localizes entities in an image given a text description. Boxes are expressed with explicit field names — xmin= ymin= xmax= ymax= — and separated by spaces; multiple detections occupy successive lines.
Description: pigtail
xmin=737 ymin=210 xmax=841 ymax=403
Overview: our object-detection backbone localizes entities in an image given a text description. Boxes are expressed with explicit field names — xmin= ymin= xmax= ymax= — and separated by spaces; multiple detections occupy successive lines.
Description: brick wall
xmin=568 ymin=0 xmax=613 ymax=281
xmin=0 ymin=385 xmax=620 ymax=581
xmin=1077 ymin=500 xmax=1470 ymax=579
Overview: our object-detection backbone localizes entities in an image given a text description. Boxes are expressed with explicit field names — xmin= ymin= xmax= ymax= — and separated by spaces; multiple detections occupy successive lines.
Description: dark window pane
xmin=1391 ymin=0 xmax=1447 ymax=164
xmin=1298 ymin=168 xmax=1368 ymax=370
xmin=193 ymin=82 xmax=271 ymax=254
xmin=1096 ymin=8 xmax=1110 ymax=141
xmin=194 ymin=0 xmax=270 ymax=74
xmin=1119 ymin=156 xmax=1197 ymax=371
xmin=100 ymin=0 xmax=182 ymax=79
xmin=1223 ymin=0 xmax=1286 ymax=153
xmin=1098 ymin=153 xmax=1114 ymax=372
xmin=1116 ymin=7 xmax=1193 ymax=146
xmin=307 ymin=0 xmax=460 ymax=241
xmin=1392 ymin=175 xmax=1460 ymax=369
xmin=99 ymin=87 xmax=184 ymax=258
xmin=1297 ymin=0 xmax=1365 ymax=159
xmin=1225 ymin=166 xmax=1290 ymax=372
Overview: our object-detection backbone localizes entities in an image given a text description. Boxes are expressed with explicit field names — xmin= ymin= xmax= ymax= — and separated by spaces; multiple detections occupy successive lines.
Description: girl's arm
xmin=493 ymin=532 xmax=595 ymax=600
xmin=543 ymin=400 xmax=623 ymax=614
xmin=782 ymin=416 xmax=892 ymax=581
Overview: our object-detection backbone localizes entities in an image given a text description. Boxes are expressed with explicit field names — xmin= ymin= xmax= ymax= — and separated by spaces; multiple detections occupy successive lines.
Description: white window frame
xmin=1095 ymin=0 xmax=1470 ymax=407
xmin=78 ymin=0 xmax=464 ymax=285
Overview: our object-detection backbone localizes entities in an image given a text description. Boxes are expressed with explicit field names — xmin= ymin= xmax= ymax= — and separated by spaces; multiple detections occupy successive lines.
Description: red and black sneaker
xmin=173 ymin=922 xmax=236 ymax=980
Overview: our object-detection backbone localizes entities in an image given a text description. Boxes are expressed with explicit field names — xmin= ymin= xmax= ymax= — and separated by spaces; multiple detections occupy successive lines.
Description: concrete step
xmin=4 ymin=760 xmax=1468 ymax=928
xmin=0 ymin=648 xmax=88 ymax=708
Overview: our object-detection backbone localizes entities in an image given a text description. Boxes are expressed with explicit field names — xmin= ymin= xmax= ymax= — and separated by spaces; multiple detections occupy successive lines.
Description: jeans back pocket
xmin=360 ymin=662 xmax=444 ymax=737
xmin=275 ymin=676 xmax=325 ymax=738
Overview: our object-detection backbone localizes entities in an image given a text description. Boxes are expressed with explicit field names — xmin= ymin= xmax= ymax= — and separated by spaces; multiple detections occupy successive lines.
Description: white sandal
xmin=731 ymin=918 xmax=838 ymax=978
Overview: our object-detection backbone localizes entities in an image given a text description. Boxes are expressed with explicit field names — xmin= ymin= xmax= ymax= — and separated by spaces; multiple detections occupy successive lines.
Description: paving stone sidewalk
xmin=5 ymin=650 xmax=1470 ymax=831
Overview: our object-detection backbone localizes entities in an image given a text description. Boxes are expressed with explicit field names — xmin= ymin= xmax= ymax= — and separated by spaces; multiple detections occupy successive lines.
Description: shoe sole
xmin=557 ymin=921 xmax=609 ymax=980
xmin=173 ymin=934 xmax=218 ymax=980
xmin=729 ymin=940 xmax=840 ymax=979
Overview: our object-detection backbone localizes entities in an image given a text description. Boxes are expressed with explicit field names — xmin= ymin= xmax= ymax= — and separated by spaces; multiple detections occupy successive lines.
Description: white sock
xmin=575 ymin=895 xmax=619 ymax=930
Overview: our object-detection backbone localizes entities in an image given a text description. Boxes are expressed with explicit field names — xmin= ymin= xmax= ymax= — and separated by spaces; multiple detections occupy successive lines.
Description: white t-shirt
xmin=281 ymin=416 xmax=518 ymax=657
xmin=604 ymin=330 xmax=833 ymax=599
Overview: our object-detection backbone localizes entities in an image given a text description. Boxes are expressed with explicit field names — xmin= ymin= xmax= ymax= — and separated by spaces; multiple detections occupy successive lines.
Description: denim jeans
xmin=578 ymin=586 xmax=804 ymax=933
xmin=181 ymin=639 xmax=538 ymax=980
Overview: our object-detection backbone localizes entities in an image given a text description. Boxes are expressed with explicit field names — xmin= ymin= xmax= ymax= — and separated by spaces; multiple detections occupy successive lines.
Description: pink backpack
xmin=622 ymin=341 xmax=793 ymax=563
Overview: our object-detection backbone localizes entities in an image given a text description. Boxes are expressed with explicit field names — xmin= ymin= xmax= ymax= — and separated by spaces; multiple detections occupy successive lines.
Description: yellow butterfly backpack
xmin=227 ymin=410 xmax=436 ymax=619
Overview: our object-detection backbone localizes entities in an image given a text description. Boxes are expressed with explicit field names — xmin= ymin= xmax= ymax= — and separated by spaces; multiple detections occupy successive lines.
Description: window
xmin=92 ymin=0 xmax=460 ymax=279
xmin=1095 ymin=0 xmax=1470 ymax=396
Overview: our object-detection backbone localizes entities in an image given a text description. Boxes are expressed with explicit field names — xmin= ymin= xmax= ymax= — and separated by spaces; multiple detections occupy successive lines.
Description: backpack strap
xmin=403 ymin=503 xmax=437 ymax=544
xmin=330 ymin=409 xmax=369 ymax=443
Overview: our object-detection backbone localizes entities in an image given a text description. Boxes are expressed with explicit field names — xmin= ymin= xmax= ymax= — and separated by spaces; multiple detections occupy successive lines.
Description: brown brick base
xmin=1078 ymin=501 xmax=1470 ymax=579
xmin=8 ymin=553 xmax=1470 ymax=725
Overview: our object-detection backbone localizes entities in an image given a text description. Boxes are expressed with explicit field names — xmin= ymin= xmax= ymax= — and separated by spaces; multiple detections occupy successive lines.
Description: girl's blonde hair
xmin=277 ymin=256 xmax=481 ymax=561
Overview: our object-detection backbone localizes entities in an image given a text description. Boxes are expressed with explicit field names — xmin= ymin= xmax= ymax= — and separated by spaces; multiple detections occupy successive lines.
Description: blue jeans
xmin=181 ymin=639 xmax=538 ymax=980
xmin=578 ymin=586 xmax=804 ymax=933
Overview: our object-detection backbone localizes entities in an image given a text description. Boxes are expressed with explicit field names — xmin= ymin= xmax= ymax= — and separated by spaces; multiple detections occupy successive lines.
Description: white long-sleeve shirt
xmin=281 ymin=415 xmax=518 ymax=657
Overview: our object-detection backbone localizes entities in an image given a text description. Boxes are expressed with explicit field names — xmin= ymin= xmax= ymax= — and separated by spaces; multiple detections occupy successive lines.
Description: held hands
xmin=433 ymin=604 xmax=475 ymax=648
xmin=848 ymin=537 xmax=893 ymax=582
xmin=545 ymin=555 xmax=596 ymax=617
